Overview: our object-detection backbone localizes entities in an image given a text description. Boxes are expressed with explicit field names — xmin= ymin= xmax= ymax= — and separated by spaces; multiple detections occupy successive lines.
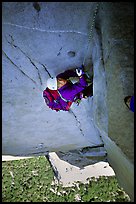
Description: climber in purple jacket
xmin=44 ymin=65 xmax=92 ymax=111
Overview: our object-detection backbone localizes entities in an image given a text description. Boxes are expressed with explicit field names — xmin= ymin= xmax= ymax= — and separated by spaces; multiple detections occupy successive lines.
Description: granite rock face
xmin=2 ymin=2 xmax=134 ymax=200
xmin=98 ymin=2 xmax=134 ymax=164
xmin=94 ymin=3 xmax=134 ymax=200
xmin=2 ymin=2 xmax=103 ymax=156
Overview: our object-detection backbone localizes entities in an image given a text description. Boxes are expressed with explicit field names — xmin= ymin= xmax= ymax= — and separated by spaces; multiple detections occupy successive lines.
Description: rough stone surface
xmin=56 ymin=146 xmax=107 ymax=169
xmin=2 ymin=2 xmax=134 ymax=201
xmin=2 ymin=2 xmax=103 ymax=156
xmin=95 ymin=2 xmax=134 ymax=200
xmin=48 ymin=152 xmax=115 ymax=187
xmin=98 ymin=2 xmax=134 ymax=164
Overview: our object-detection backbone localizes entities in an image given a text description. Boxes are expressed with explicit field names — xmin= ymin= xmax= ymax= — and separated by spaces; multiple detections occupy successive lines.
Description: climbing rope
xmin=82 ymin=2 xmax=100 ymax=66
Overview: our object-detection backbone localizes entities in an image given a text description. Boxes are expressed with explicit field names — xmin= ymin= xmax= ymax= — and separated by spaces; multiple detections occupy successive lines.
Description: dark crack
xmin=57 ymin=52 xmax=61 ymax=56
xmin=5 ymin=34 xmax=53 ymax=80
xmin=69 ymin=109 xmax=104 ymax=147
xmin=68 ymin=109 xmax=85 ymax=137
xmin=25 ymin=57 xmax=43 ymax=86
xmin=33 ymin=2 xmax=41 ymax=13
xmin=104 ymin=39 xmax=125 ymax=65
xmin=5 ymin=35 xmax=43 ymax=86
xmin=3 ymin=50 xmax=37 ymax=85
xmin=57 ymin=47 xmax=62 ymax=56
xmin=40 ymin=63 xmax=52 ymax=78
xmin=5 ymin=34 xmax=17 ymax=48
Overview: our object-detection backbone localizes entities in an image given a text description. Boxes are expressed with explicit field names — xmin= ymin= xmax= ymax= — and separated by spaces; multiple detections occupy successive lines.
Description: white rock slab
xmin=48 ymin=152 xmax=115 ymax=187
xmin=2 ymin=155 xmax=33 ymax=161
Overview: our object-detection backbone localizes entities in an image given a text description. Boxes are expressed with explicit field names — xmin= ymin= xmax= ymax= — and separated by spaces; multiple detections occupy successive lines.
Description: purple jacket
xmin=130 ymin=95 xmax=134 ymax=112
xmin=57 ymin=69 xmax=87 ymax=101
xmin=47 ymin=69 xmax=87 ymax=111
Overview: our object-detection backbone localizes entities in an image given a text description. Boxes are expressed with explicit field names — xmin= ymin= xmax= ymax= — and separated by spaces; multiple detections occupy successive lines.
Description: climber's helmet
xmin=47 ymin=77 xmax=57 ymax=90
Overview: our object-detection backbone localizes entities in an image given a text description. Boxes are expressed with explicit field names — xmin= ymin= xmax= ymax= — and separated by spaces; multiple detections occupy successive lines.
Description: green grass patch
xmin=2 ymin=156 xmax=130 ymax=202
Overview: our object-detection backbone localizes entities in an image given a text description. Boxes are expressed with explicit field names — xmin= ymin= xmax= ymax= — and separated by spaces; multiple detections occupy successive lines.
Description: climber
xmin=124 ymin=95 xmax=134 ymax=112
xmin=43 ymin=65 xmax=93 ymax=111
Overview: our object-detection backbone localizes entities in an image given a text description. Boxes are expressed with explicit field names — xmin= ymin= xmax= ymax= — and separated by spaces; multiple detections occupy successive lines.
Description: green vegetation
xmin=2 ymin=156 xmax=130 ymax=202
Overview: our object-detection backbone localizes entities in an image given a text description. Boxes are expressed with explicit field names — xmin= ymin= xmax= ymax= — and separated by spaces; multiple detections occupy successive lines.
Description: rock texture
xmin=2 ymin=2 xmax=134 ymax=201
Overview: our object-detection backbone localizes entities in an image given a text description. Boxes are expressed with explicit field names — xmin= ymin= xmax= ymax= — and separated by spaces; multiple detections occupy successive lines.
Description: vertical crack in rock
xmin=33 ymin=2 xmax=41 ymax=13
xmin=5 ymin=35 xmax=43 ymax=86
xmin=100 ymin=42 xmax=109 ymax=88
xmin=40 ymin=63 xmax=53 ymax=78
xmin=104 ymin=39 xmax=125 ymax=65
xmin=3 ymin=50 xmax=37 ymax=86
xmin=5 ymin=34 xmax=17 ymax=48
xmin=26 ymin=57 xmax=43 ymax=86
xmin=5 ymin=34 xmax=52 ymax=82
xmin=69 ymin=108 xmax=103 ymax=147
xmin=68 ymin=109 xmax=85 ymax=137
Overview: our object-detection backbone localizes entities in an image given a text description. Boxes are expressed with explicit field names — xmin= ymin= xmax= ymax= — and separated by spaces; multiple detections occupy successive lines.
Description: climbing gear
xmin=82 ymin=2 xmax=100 ymax=66
xmin=75 ymin=98 xmax=82 ymax=106
xmin=47 ymin=77 xmax=57 ymax=90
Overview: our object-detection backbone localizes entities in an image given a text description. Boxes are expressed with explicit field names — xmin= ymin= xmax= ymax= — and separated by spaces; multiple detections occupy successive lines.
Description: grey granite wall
xmin=94 ymin=2 xmax=134 ymax=200
xmin=2 ymin=2 xmax=134 ymax=200
xmin=99 ymin=1 xmax=134 ymax=164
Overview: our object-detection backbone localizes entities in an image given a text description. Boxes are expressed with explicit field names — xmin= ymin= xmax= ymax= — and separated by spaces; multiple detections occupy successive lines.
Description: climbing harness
xmin=82 ymin=2 xmax=100 ymax=66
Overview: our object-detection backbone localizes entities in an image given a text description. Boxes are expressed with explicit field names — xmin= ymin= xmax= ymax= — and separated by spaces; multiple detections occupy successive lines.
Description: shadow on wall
xmin=94 ymin=2 xmax=134 ymax=201
xmin=56 ymin=145 xmax=107 ymax=169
